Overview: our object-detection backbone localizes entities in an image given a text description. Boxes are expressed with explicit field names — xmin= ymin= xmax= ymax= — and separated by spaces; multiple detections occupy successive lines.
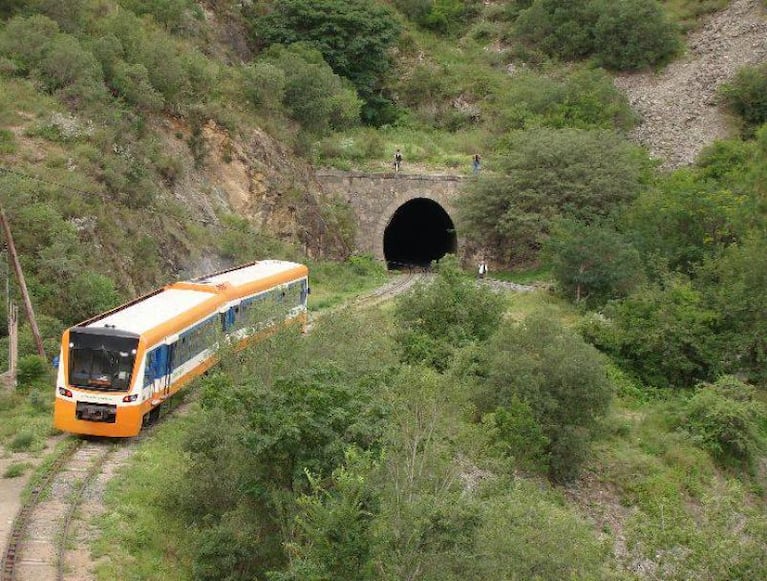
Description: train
xmin=54 ymin=260 xmax=309 ymax=437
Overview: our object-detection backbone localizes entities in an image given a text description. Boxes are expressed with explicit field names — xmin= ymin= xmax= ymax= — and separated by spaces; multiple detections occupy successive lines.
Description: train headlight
xmin=122 ymin=394 xmax=138 ymax=403
xmin=58 ymin=387 xmax=73 ymax=398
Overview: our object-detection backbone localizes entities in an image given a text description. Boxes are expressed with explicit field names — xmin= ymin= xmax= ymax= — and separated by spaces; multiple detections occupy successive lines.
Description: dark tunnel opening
xmin=383 ymin=198 xmax=457 ymax=270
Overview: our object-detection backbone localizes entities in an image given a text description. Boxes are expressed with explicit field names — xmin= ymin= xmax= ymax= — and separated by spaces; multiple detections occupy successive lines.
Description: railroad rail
xmin=0 ymin=396 xmax=184 ymax=581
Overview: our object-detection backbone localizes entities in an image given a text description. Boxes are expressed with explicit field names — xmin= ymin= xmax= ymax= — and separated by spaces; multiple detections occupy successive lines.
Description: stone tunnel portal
xmin=383 ymin=197 xmax=457 ymax=269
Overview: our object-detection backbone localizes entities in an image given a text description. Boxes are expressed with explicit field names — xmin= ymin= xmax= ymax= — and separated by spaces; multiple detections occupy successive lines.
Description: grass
xmin=307 ymin=256 xmax=389 ymax=311
xmin=663 ymin=0 xmax=729 ymax=32
xmin=491 ymin=264 xmax=554 ymax=285
xmin=92 ymin=410 xmax=197 ymax=581
xmin=583 ymin=390 xmax=767 ymax=577
xmin=3 ymin=461 xmax=31 ymax=478
xmin=0 ymin=387 xmax=58 ymax=453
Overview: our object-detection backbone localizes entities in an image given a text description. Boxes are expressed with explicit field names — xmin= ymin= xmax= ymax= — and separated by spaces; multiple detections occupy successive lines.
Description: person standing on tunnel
xmin=478 ymin=259 xmax=488 ymax=279
xmin=472 ymin=153 xmax=481 ymax=174
xmin=394 ymin=148 xmax=403 ymax=173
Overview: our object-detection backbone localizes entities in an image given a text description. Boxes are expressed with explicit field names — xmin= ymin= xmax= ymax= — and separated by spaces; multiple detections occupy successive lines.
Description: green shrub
xmin=247 ymin=0 xmax=401 ymax=109
xmin=483 ymin=398 xmax=550 ymax=472
xmin=110 ymin=61 xmax=165 ymax=111
xmin=720 ymin=63 xmax=767 ymax=132
xmin=596 ymin=277 xmax=719 ymax=389
xmin=38 ymin=34 xmax=102 ymax=92
xmin=590 ymin=0 xmax=680 ymax=70
xmin=261 ymin=44 xmax=362 ymax=135
xmin=394 ymin=255 xmax=506 ymax=370
xmin=17 ymin=355 xmax=50 ymax=388
xmin=678 ymin=376 xmax=766 ymax=471
xmin=242 ymin=62 xmax=286 ymax=112
xmin=513 ymin=0 xmax=680 ymax=70
xmin=0 ymin=15 xmax=60 ymax=73
xmin=9 ymin=430 xmax=35 ymax=452
xmin=3 ymin=462 xmax=30 ymax=478
xmin=473 ymin=311 xmax=612 ymax=482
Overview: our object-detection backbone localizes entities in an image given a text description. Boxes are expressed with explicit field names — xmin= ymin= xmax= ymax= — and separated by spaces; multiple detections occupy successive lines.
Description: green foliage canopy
xmin=260 ymin=43 xmax=362 ymax=134
xmin=719 ymin=63 xmax=767 ymax=132
xmin=544 ymin=219 xmax=644 ymax=306
xmin=514 ymin=0 xmax=680 ymax=70
xmin=678 ymin=376 xmax=766 ymax=471
xmin=247 ymin=0 xmax=401 ymax=120
xmin=458 ymin=128 xmax=648 ymax=263
xmin=394 ymin=255 xmax=506 ymax=370
xmin=473 ymin=312 xmax=613 ymax=482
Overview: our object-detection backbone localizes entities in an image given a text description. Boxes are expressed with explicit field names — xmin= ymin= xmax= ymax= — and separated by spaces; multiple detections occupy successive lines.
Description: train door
xmin=151 ymin=343 xmax=174 ymax=399
xmin=164 ymin=342 xmax=175 ymax=397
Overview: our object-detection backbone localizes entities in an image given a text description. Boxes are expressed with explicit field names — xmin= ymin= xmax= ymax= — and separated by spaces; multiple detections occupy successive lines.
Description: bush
xmin=17 ymin=355 xmax=50 ymax=388
xmin=247 ymin=0 xmax=401 ymax=107
xmin=9 ymin=430 xmax=35 ymax=452
xmin=596 ymin=277 xmax=719 ymax=389
xmin=678 ymin=376 xmax=766 ymax=471
xmin=719 ymin=63 xmax=767 ymax=132
xmin=261 ymin=44 xmax=362 ymax=135
xmin=394 ymin=255 xmax=506 ymax=370
xmin=590 ymin=0 xmax=680 ymax=70
xmin=242 ymin=62 xmax=286 ymax=112
xmin=473 ymin=311 xmax=612 ymax=482
xmin=513 ymin=0 xmax=680 ymax=70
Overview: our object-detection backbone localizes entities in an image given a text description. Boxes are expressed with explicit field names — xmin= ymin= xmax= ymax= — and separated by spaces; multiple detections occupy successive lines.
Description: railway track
xmin=0 ymin=397 xmax=185 ymax=581
xmin=1 ymin=439 xmax=114 ymax=581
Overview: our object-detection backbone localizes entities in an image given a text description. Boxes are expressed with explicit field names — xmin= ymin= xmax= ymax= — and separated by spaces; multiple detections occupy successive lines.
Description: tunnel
xmin=383 ymin=197 xmax=457 ymax=269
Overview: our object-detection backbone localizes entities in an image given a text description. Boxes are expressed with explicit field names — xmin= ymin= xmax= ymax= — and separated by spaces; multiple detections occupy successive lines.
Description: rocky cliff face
xmin=615 ymin=0 xmax=767 ymax=169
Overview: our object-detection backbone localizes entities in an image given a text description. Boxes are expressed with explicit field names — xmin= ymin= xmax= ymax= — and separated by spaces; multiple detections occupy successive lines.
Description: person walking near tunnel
xmin=478 ymin=259 xmax=488 ymax=279
xmin=394 ymin=148 xmax=403 ymax=173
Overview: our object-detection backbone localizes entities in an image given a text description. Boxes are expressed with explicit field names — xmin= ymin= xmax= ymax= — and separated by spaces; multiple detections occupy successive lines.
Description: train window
xmin=68 ymin=331 xmax=138 ymax=392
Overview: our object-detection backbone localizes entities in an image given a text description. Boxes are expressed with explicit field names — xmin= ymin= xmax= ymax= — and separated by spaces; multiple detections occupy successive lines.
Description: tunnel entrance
xmin=383 ymin=197 xmax=457 ymax=269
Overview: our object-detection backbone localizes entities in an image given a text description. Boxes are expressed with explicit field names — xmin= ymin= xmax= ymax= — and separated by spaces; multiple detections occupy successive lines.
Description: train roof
xmin=76 ymin=260 xmax=307 ymax=343
xmin=197 ymin=260 xmax=306 ymax=288
xmin=84 ymin=288 xmax=217 ymax=336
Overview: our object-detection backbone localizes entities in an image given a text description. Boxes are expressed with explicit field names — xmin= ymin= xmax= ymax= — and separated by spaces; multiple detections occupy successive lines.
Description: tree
xmin=473 ymin=312 xmax=612 ymax=482
xmin=701 ymin=234 xmax=767 ymax=383
xmin=394 ymin=255 xmax=506 ymax=370
xmin=261 ymin=43 xmax=362 ymax=134
xmin=544 ymin=218 xmax=644 ymax=306
xmin=591 ymin=277 xmax=719 ymax=389
xmin=458 ymin=128 xmax=648 ymax=264
xmin=624 ymin=169 xmax=752 ymax=275
xmin=247 ymin=0 xmax=400 ymax=122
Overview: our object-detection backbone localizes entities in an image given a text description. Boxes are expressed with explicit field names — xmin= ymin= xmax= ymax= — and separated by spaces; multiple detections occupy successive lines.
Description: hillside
xmin=616 ymin=0 xmax=767 ymax=168
xmin=1 ymin=1 xmax=767 ymax=579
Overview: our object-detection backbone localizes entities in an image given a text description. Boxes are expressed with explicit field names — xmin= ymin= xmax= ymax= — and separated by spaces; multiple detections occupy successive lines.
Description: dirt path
xmin=614 ymin=0 xmax=767 ymax=169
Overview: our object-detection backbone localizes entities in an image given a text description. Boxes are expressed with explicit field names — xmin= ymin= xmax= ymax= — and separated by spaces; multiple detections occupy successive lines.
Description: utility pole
xmin=0 ymin=206 xmax=46 ymax=360
xmin=7 ymin=302 xmax=18 ymax=387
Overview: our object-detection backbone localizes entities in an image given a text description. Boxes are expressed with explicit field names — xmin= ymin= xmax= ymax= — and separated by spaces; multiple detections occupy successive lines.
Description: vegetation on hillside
xmin=1 ymin=0 xmax=766 ymax=578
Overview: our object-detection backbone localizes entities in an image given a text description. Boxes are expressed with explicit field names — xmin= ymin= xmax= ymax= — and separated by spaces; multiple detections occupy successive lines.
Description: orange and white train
xmin=54 ymin=260 xmax=309 ymax=437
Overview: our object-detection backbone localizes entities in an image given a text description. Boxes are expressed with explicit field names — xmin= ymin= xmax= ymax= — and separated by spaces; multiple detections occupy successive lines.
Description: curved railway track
xmin=1 ymin=407 xmax=180 ymax=581
xmin=1 ymin=439 xmax=114 ymax=581
xmin=2 ymin=272 xmax=424 ymax=580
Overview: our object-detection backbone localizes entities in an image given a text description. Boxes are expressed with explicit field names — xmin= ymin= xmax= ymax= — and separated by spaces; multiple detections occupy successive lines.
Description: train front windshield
xmin=67 ymin=329 xmax=139 ymax=391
